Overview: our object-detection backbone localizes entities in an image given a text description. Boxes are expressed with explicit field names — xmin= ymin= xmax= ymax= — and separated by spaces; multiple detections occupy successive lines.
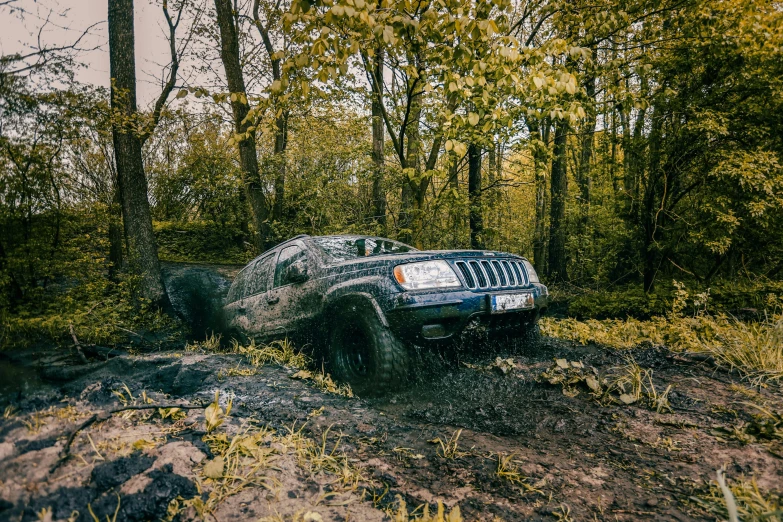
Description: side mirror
xmin=285 ymin=260 xmax=309 ymax=284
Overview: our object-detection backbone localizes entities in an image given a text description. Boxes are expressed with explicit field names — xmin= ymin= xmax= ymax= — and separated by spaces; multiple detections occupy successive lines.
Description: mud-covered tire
xmin=328 ymin=306 xmax=408 ymax=395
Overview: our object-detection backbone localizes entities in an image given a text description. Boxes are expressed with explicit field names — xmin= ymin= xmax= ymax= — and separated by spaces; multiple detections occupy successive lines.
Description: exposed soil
xmin=0 ymin=264 xmax=781 ymax=521
xmin=1 ymin=337 xmax=781 ymax=521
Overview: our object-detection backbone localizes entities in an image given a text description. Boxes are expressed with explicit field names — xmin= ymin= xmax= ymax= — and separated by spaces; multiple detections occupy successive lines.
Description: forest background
xmin=2 ymin=0 xmax=782 ymax=349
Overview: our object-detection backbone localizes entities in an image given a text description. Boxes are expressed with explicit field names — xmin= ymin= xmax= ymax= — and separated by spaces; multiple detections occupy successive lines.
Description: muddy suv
xmin=224 ymin=235 xmax=548 ymax=393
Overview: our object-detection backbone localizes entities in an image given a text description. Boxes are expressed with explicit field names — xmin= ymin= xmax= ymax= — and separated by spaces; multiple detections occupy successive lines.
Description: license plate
xmin=490 ymin=293 xmax=534 ymax=313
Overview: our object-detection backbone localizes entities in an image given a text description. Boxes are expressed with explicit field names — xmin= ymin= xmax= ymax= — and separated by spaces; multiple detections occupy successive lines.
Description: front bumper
xmin=384 ymin=284 xmax=548 ymax=344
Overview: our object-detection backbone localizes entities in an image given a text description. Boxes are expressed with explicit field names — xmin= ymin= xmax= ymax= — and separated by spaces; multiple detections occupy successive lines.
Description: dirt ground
xmin=1 ymin=333 xmax=782 ymax=521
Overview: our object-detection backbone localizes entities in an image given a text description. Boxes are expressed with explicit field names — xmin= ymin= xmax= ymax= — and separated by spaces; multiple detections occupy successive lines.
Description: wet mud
xmin=0 ymin=334 xmax=781 ymax=521
xmin=1 ymin=265 xmax=781 ymax=520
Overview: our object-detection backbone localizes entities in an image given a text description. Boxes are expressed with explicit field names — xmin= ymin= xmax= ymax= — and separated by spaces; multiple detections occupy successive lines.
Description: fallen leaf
xmin=291 ymin=370 xmax=312 ymax=380
xmin=203 ymin=456 xmax=225 ymax=479
xmin=619 ymin=393 xmax=637 ymax=405
xmin=585 ymin=376 xmax=601 ymax=392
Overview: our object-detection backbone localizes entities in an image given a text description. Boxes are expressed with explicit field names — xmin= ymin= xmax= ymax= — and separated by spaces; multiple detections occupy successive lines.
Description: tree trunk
xmin=252 ymin=0 xmax=287 ymax=225
xmin=271 ymin=112 xmax=288 ymax=222
xmin=577 ymin=61 xmax=596 ymax=233
xmin=487 ymin=142 xmax=497 ymax=237
xmin=468 ymin=144 xmax=484 ymax=250
xmin=642 ymin=107 xmax=663 ymax=292
xmin=108 ymin=0 xmax=169 ymax=309
xmin=398 ymin=97 xmax=421 ymax=245
xmin=528 ymin=119 xmax=549 ymax=275
xmin=371 ymin=46 xmax=386 ymax=231
xmin=108 ymin=190 xmax=124 ymax=280
xmin=214 ymin=0 xmax=269 ymax=250
xmin=547 ymin=119 xmax=568 ymax=282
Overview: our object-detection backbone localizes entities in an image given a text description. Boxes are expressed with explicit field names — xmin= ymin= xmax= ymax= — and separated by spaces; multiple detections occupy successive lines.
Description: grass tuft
xmin=691 ymin=473 xmax=782 ymax=522
xmin=388 ymin=495 xmax=463 ymax=522
xmin=429 ymin=429 xmax=467 ymax=460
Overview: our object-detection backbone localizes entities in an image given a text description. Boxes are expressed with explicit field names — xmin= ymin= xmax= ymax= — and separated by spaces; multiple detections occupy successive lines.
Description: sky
xmin=1 ymin=0 xmax=179 ymax=106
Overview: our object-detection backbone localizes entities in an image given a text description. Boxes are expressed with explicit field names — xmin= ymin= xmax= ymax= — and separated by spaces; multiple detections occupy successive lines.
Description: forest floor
xmin=1 ymin=336 xmax=782 ymax=521
xmin=0 ymin=264 xmax=781 ymax=521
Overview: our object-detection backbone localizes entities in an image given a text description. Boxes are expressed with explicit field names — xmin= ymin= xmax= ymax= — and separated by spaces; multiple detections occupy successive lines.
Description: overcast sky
xmin=1 ymin=0 xmax=180 ymax=106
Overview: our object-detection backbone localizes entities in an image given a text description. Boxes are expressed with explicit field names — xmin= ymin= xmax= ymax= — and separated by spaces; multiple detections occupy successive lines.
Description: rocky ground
xmin=1 ymin=335 xmax=782 ymax=521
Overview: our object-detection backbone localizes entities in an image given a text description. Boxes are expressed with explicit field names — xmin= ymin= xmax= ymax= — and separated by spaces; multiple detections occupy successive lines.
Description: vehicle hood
xmin=327 ymin=249 xmax=524 ymax=269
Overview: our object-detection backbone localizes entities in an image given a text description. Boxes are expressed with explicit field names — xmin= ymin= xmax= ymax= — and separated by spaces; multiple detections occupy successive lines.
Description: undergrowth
xmin=1 ymin=272 xmax=179 ymax=349
xmin=542 ymin=281 xmax=783 ymax=385
xmin=187 ymin=336 xmax=354 ymax=397
xmin=691 ymin=473 xmax=782 ymax=522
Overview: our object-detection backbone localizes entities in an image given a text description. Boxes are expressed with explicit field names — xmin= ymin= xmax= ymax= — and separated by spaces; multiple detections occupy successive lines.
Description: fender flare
xmin=322 ymin=291 xmax=390 ymax=328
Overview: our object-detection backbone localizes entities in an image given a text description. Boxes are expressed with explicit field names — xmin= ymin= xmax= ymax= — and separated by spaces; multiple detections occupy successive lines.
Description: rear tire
xmin=329 ymin=306 xmax=408 ymax=395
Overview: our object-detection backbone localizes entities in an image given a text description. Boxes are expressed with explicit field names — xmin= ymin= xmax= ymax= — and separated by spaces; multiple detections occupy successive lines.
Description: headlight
xmin=393 ymin=260 xmax=461 ymax=290
xmin=521 ymin=259 xmax=539 ymax=283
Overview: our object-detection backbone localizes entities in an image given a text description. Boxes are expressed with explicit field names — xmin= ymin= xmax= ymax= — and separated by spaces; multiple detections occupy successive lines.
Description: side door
xmin=264 ymin=242 xmax=322 ymax=338
xmin=224 ymin=264 xmax=253 ymax=337
xmin=239 ymin=251 xmax=277 ymax=342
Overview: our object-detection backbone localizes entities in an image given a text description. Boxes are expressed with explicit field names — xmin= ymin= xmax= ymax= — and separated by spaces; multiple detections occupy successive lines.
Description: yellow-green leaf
xmin=203 ymin=456 xmax=224 ymax=479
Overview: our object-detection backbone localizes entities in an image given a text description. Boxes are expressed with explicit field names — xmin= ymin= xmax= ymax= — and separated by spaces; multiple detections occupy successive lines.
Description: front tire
xmin=329 ymin=306 xmax=408 ymax=395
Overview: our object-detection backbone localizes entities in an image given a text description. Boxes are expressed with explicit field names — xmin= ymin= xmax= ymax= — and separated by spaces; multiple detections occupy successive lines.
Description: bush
xmin=154 ymin=221 xmax=254 ymax=265
xmin=541 ymin=283 xmax=783 ymax=385
xmin=550 ymin=279 xmax=783 ymax=320
xmin=1 ymin=207 xmax=181 ymax=349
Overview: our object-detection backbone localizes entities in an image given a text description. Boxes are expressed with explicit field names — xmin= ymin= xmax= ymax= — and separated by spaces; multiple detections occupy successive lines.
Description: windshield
xmin=312 ymin=236 xmax=416 ymax=262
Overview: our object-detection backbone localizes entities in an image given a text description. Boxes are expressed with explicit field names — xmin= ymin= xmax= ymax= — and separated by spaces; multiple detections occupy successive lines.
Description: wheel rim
xmin=334 ymin=323 xmax=372 ymax=381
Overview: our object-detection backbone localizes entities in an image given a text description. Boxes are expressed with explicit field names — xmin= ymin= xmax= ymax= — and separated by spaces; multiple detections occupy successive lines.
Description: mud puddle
xmin=1 ymin=338 xmax=782 ymax=521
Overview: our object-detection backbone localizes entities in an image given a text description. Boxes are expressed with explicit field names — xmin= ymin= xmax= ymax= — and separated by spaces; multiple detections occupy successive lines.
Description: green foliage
xmin=542 ymin=283 xmax=783 ymax=384
xmin=0 ymin=204 xmax=178 ymax=348
xmin=553 ymin=279 xmax=783 ymax=320
xmin=154 ymin=221 xmax=253 ymax=265
xmin=146 ymin=111 xmax=248 ymax=226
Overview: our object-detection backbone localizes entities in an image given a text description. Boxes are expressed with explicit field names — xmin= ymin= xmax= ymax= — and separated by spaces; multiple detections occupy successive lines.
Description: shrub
xmin=154 ymin=221 xmax=254 ymax=265
xmin=541 ymin=282 xmax=783 ymax=384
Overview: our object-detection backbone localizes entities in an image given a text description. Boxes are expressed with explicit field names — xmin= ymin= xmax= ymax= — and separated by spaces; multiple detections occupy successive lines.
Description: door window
xmin=274 ymin=244 xmax=307 ymax=287
xmin=245 ymin=253 xmax=275 ymax=297
xmin=228 ymin=261 xmax=256 ymax=303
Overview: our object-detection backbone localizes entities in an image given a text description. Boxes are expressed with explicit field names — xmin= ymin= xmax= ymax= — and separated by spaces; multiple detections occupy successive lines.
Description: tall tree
xmin=252 ymin=0 xmax=288 ymax=223
xmin=527 ymin=119 xmax=550 ymax=274
xmin=370 ymin=46 xmax=386 ymax=231
xmin=108 ymin=0 xmax=169 ymax=308
xmin=547 ymin=119 xmax=568 ymax=281
xmin=468 ymin=144 xmax=484 ymax=249
xmin=214 ymin=0 xmax=270 ymax=250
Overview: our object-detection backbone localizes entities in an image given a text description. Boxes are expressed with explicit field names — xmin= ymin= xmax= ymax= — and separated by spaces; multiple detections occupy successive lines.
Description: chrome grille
xmin=454 ymin=259 xmax=529 ymax=290
xmin=492 ymin=260 xmax=507 ymax=286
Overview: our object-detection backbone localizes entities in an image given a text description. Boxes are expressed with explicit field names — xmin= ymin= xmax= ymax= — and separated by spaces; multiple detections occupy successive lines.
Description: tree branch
xmin=139 ymin=1 xmax=182 ymax=145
